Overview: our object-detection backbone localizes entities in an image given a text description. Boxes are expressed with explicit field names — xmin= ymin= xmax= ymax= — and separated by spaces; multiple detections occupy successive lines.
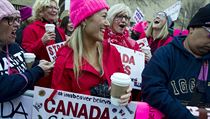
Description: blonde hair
xmin=146 ymin=22 xmax=169 ymax=40
xmin=66 ymin=25 xmax=104 ymax=80
xmin=32 ymin=0 xmax=59 ymax=20
xmin=107 ymin=3 xmax=132 ymax=26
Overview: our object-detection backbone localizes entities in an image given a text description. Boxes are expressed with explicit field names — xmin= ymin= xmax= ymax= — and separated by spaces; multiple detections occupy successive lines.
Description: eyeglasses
xmin=46 ymin=5 xmax=60 ymax=11
xmin=153 ymin=11 xmax=167 ymax=19
xmin=2 ymin=17 xmax=21 ymax=25
xmin=202 ymin=26 xmax=210 ymax=38
xmin=115 ymin=15 xmax=131 ymax=21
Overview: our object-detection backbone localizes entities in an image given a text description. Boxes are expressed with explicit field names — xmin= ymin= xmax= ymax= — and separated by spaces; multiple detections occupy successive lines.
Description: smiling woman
xmin=21 ymin=0 xmax=66 ymax=88
xmin=51 ymin=0 xmax=132 ymax=106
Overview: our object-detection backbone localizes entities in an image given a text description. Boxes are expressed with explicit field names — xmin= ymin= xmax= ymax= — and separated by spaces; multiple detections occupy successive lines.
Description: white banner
xmin=46 ymin=42 xmax=65 ymax=62
xmin=112 ymin=44 xmax=145 ymax=90
xmin=32 ymin=86 xmax=137 ymax=119
xmin=0 ymin=95 xmax=33 ymax=119
xmin=133 ymin=7 xmax=144 ymax=23
xmin=164 ymin=1 xmax=181 ymax=21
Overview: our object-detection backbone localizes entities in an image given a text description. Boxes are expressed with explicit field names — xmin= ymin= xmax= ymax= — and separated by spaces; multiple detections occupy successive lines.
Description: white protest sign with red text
xmin=0 ymin=95 xmax=33 ymax=119
xmin=46 ymin=42 xmax=65 ymax=62
xmin=112 ymin=44 xmax=145 ymax=90
xmin=136 ymin=37 xmax=149 ymax=49
xmin=32 ymin=86 xmax=137 ymax=119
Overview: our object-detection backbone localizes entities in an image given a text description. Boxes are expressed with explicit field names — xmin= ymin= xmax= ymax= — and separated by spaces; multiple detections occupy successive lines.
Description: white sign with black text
xmin=32 ymin=86 xmax=137 ymax=119
xmin=0 ymin=96 xmax=33 ymax=119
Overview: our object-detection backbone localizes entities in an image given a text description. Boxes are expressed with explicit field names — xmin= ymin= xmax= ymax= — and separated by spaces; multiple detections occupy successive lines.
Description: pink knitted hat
xmin=20 ymin=6 xmax=32 ymax=21
xmin=0 ymin=0 xmax=19 ymax=20
xmin=70 ymin=0 xmax=109 ymax=28
xmin=132 ymin=22 xmax=145 ymax=33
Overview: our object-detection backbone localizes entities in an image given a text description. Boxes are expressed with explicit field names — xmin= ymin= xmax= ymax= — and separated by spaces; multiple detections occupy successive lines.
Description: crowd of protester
xmin=1 ymin=0 xmax=210 ymax=118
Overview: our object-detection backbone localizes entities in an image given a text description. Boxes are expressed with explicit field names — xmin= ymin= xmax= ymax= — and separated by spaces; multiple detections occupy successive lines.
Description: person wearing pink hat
xmin=15 ymin=6 xmax=33 ymax=45
xmin=52 ymin=0 xmax=132 ymax=106
xmin=131 ymin=21 xmax=147 ymax=41
xmin=21 ymin=0 xmax=66 ymax=88
xmin=0 ymin=0 xmax=53 ymax=102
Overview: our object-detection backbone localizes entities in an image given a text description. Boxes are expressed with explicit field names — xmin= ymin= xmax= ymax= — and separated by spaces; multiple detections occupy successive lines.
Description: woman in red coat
xmin=21 ymin=0 xmax=66 ymax=88
xmin=52 ymin=0 xmax=131 ymax=106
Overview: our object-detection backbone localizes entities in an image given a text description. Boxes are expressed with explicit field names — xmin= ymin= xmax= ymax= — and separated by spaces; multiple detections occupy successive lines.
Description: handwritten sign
xmin=111 ymin=44 xmax=145 ymax=90
xmin=46 ymin=42 xmax=65 ymax=62
xmin=0 ymin=96 xmax=33 ymax=119
xmin=133 ymin=7 xmax=144 ymax=23
xmin=164 ymin=1 xmax=181 ymax=21
xmin=32 ymin=86 xmax=137 ymax=119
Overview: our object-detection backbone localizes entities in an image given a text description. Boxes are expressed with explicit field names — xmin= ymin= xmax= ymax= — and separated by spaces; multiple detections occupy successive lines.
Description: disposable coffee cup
xmin=23 ymin=53 xmax=36 ymax=69
xmin=141 ymin=46 xmax=151 ymax=54
xmin=45 ymin=24 xmax=55 ymax=32
xmin=110 ymin=72 xmax=131 ymax=106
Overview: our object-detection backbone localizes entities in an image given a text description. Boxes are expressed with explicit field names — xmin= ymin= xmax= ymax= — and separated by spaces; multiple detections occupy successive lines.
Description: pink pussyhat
xmin=0 ymin=0 xmax=19 ymax=20
xmin=135 ymin=102 xmax=165 ymax=119
xmin=132 ymin=22 xmax=145 ymax=33
xmin=70 ymin=0 xmax=109 ymax=28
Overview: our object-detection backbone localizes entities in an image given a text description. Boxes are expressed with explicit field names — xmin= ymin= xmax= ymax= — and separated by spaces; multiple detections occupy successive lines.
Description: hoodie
xmin=0 ymin=43 xmax=44 ymax=102
xmin=142 ymin=36 xmax=210 ymax=119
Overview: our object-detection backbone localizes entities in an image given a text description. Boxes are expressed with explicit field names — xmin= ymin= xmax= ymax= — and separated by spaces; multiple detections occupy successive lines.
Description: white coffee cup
xmin=141 ymin=46 xmax=151 ymax=54
xmin=23 ymin=53 xmax=36 ymax=69
xmin=110 ymin=72 xmax=131 ymax=106
xmin=45 ymin=24 xmax=55 ymax=32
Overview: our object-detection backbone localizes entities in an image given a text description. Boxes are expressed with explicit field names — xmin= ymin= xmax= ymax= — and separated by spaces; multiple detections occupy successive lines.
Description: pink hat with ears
xmin=70 ymin=0 xmax=109 ymax=28
xmin=0 ymin=0 xmax=19 ymax=20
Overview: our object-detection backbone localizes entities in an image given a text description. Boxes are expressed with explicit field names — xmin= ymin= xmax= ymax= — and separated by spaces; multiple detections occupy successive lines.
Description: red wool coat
xmin=51 ymin=42 xmax=124 ymax=95
xmin=22 ymin=20 xmax=66 ymax=88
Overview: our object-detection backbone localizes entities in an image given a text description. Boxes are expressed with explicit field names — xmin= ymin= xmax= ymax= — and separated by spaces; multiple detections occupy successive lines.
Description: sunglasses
xmin=153 ymin=11 xmax=167 ymax=19
xmin=2 ymin=17 xmax=21 ymax=25
xmin=202 ymin=26 xmax=210 ymax=38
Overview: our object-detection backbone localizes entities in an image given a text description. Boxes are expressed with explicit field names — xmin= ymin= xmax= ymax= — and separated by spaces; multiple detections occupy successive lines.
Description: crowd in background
xmin=1 ymin=0 xmax=210 ymax=118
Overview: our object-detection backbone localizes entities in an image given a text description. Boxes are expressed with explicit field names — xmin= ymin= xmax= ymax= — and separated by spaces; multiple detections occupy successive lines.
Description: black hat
xmin=187 ymin=3 xmax=210 ymax=29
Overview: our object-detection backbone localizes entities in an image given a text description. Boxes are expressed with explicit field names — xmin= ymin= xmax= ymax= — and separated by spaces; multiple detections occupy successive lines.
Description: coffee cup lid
xmin=24 ymin=53 xmax=36 ymax=58
xmin=111 ymin=72 xmax=131 ymax=86
xmin=45 ymin=24 xmax=55 ymax=27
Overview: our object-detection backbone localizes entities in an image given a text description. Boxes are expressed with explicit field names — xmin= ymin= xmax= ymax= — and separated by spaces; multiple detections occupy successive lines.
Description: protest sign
xmin=0 ymin=95 xmax=33 ymax=119
xmin=111 ymin=44 xmax=145 ymax=90
xmin=32 ymin=86 xmax=137 ymax=119
xmin=133 ymin=7 xmax=144 ymax=23
xmin=136 ymin=38 xmax=149 ymax=49
xmin=164 ymin=1 xmax=181 ymax=21
xmin=46 ymin=42 xmax=65 ymax=62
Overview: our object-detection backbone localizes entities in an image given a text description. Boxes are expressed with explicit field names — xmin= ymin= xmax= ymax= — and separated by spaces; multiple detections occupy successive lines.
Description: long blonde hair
xmin=66 ymin=25 xmax=104 ymax=80
xmin=146 ymin=22 xmax=169 ymax=40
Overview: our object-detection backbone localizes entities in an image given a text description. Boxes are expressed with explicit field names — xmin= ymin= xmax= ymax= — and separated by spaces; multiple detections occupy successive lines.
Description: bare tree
xmin=177 ymin=0 xmax=206 ymax=29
